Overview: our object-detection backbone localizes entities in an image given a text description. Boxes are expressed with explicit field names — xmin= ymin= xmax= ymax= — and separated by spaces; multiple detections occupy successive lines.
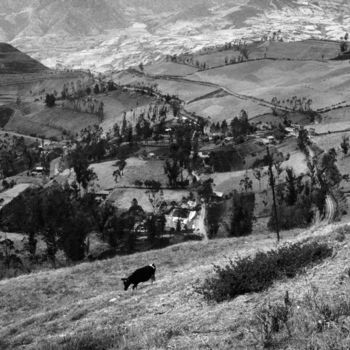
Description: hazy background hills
xmin=0 ymin=0 xmax=349 ymax=71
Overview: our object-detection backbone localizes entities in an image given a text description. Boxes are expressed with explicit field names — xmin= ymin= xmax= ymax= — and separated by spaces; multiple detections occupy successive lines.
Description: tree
xmin=121 ymin=113 xmax=127 ymax=140
xmin=285 ymin=167 xmax=297 ymax=206
xmin=164 ymin=159 xmax=181 ymax=188
xmin=340 ymin=135 xmax=349 ymax=156
xmin=230 ymin=191 xmax=255 ymax=237
xmin=297 ymin=127 xmax=309 ymax=153
xmin=266 ymin=146 xmax=281 ymax=242
xmin=68 ymin=145 xmax=97 ymax=190
xmin=93 ymin=84 xmax=100 ymax=94
xmin=45 ymin=94 xmax=56 ymax=107
xmin=221 ymin=120 xmax=228 ymax=135
xmin=113 ymin=123 xmax=120 ymax=139
xmin=240 ymin=171 xmax=253 ymax=193
xmin=253 ymin=167 xmax=263 ymax=191
xmin=318 ymin=148 xmax=342 ymax=188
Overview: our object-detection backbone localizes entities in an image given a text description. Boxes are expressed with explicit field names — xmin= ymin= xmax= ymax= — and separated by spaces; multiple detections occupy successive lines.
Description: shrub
xmin=230 ymin=191 xmax=255 ymax=237
xmin=196 ymin=240 xmax=332 ymax=302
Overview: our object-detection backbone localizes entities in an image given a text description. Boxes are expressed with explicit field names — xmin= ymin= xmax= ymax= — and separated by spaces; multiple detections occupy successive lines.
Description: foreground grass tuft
xmin=196 ymin=240 xmax=333 ymax=302
xmin=37 ymin=329 xmax=124 ymax=350
xmin=252 ymin=284 xmax=350 ymax=349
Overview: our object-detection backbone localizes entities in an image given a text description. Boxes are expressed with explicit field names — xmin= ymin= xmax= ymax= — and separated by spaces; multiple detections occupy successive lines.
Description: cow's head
xmin=121 ymin=278 xmax=131 ymax=291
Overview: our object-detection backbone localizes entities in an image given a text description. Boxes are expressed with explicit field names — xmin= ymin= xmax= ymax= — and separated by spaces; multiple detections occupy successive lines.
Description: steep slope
xmin=0 ymin=43 xmax=48 ymax=74
xmin=0 ymin=223 xmax=348 ymax=349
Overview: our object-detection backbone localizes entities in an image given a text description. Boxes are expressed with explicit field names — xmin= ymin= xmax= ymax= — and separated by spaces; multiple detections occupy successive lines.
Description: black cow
xmin=122 ymin=264 xmax=156 ymax=290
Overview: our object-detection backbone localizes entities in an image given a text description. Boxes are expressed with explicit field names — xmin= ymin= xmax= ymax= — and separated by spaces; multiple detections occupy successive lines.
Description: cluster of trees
xmin=209 ymin=110 xmax=254 ymax=140
xmin=112 ymin=102 xmax=169 ymax=144
xmin=271 ymin=96 xmax=313 ymax=114
xmin=224 ymin=55 xmax=248 ymax=65
xmin=167 ymin=38 xmax=251 ymax=68
xmin=163 ymin=123 xmax=201 ymax=188
xmin=0 ymin=135 xmax=41 ymax=178
xmin=267 ymin=147 xmax=345 ymax=234
xmin=0 ymin=184 xmax=158 ymax=266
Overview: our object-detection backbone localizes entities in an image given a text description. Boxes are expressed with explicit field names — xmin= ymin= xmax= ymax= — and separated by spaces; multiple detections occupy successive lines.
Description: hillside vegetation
xmin=1 ymin=223 xmax=350 ymax=349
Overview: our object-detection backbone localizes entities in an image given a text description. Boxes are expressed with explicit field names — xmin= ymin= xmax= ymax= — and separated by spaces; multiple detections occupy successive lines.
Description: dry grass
xmin=186 ymin=92 xmax=271 ymax=122
xmin=5 ymin=106 xmax=99 ymax=139
xmin=1 ymin=221 xmax=348 ymax=349
xmin=144 ymin=62 xmax=198 ymax=76
xmin=108 ymin=188 xmax=189 ymax=212
xmin=187 ymin=59 xmax=350 ymax=110
xmin=191 ymin=40 xmax=338 ymax=69
xmin=99 ymin=90 xmax=156 ymax=132
xmin=91 ymin=157 xmax=170 ymax=190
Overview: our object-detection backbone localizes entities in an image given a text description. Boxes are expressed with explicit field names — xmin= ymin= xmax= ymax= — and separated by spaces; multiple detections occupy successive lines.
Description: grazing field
xmin=99 ymin=90 xmax=156 ymax=131
xmin=109 ymin=188 xmax=189 ymax=212
xmin=252 ymin=111 xmax=312 ymax=126
xmin=5 ymin=106 xmax=99 ymax=139
xmin=312 ymin=132 xmax=350 ymax=151
xmin=0 ymin=221 xmax=346 ymax=350
xmin=321 ymin=106 xmax=350 ymax=124
xmin=91 ymin=157 xmax=180 ymax=190
xmin=189 ymin=40 xmax=339 ymax=69
xmin=255 ymin=39 xmax=339 ymax=60
xmin=187 ymin=59 xmax=350 ymax=110
xmin=143 ymin=62 xmax=198 ymax=76
xmin=308 ymin=121 xmax=350 ymax=134
xmin=186 ymin=92 xmax=271 ymax=122
xmin=113 ymin=70 xmax=217 ymax=102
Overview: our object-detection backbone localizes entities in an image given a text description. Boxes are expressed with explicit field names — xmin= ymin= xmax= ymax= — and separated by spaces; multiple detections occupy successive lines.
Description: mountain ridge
xmin=0 ymin=0 xmax=349 ymax=71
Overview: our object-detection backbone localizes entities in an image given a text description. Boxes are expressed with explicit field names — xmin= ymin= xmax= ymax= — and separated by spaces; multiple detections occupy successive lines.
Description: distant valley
xmin=0 ymin=0 xmax=350 ymax=71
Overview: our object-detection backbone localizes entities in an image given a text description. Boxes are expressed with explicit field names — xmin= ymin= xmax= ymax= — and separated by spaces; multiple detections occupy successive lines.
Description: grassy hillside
xmin=187 ymin=60 xmax=350 ymax=110
xmin=5 ymin=106 xmax=100 ymax=139
xmin=0 ymin=43 xmax=48 ymax=74
xmin=1 ymin=222 xmax=349 ymax=349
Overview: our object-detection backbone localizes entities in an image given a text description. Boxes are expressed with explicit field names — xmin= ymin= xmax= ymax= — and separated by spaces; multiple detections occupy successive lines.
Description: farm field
xmin=190 ymin=40 xmax=339 ymax=69
xmin=320 ymin=106 xmax=350 ymax=124
xmin=91 ymin=157 xmax=188 ymax=190
xmin=252 ymin=111 xmax=312 ymax=126
xmin=113 ymin=70 xmax=217 ymax=102
xmin=99 ymin=90 xmax=157 ymax=131
xmin=186 ymin=59 xmax=350 ymax=110
xmin=312 ymin=132 xmax=350 ymax=151
xmin=143 ymin=62 xmax=199 ymax=76
xmin=308 ymin=121 xmax=350 ymax=134
xmin=186 ymin=92 xmax=271 ymax=122
xmin=109 ymin=188 xmax=189 ymax=212
xmin=0 ymin=72 xmax=92 ymax=106
xmin=5 ymin=106 xmax=99 ymax=139
xmin=0 ymin=221 xmax=345 ymax=350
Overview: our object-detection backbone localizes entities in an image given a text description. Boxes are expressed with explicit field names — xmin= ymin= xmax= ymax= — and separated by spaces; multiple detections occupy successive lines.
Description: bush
xmin=196 ymin=240 xmax=332 ymax=302
xmin=230 ymin=191 xmax=255 ymax=237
